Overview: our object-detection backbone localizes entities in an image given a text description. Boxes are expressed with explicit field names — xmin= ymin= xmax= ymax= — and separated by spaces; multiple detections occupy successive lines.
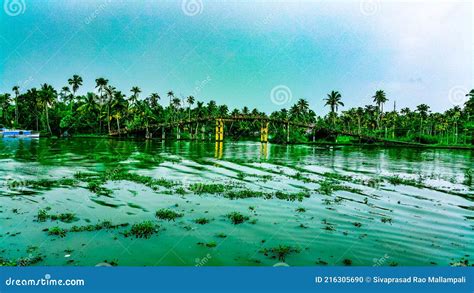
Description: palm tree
xmin=324 ymin=91 xmax=344 ymax=126
xmin=12 ymin=86 xmax=19 ymax=126
xmin=68 ymin=75 xmax=83 ymax=105
xmin=148 ymin=93 xmax=160 ymax=109
xmin=167 ymin=91 xmax=174 ymax=107
xmin=416 ymin=104 xmax=430 ymax=137
xmin=39 ymin=84 xmax=57 ymax=135
xmin=130 ymin=86 xmax=141 ymax=105
xmin=186 ymin=96 xmax=195 ymax=120
xmin=373 ymin=90 xmax=388 ymax=130
xmin=104 ymin=85 xmax=116 ymax=133
xmin=111 ymin=91 xmax=128 ymax=133
xmin=94 ymin=78 xmax=108 ymax=132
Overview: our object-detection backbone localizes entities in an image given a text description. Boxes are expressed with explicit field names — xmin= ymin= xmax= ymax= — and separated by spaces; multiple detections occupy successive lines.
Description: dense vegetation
xmin=0 ymin=75 xmax=473 ymax=145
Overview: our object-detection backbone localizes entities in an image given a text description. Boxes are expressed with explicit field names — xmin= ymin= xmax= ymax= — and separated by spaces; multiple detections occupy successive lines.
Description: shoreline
xmin=48 ymin=135 xmax=474 ymax=150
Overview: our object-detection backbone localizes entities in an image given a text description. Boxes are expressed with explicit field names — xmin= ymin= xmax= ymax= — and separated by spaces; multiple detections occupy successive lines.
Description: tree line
xmin=0 ymin=75 xmax=473 ymax=145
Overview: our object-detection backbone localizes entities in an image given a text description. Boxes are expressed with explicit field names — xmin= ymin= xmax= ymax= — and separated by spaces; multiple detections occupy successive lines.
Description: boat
xmin=0 ymin=126 xmax=40 ymax=138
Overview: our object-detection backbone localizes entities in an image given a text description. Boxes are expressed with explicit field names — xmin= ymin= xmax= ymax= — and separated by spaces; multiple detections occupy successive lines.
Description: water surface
xmin=0 ymin=138 xmax=473 ymax=266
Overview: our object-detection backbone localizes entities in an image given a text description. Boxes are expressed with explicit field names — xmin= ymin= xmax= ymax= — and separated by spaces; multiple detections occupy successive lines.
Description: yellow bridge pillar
xmin=215 ymin=119 xmax=224 ymax=141
xmin=260 ymin=121 xmax=269 ymax=143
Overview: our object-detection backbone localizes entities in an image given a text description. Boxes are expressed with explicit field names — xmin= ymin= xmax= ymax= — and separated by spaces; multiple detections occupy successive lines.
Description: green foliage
xmin=260 ymin=245 xmax=300 ymax=262
xmin=155 ymin=209 xmax=183 ymax=221
xmin=226 ymin=212 xmax=249 ymax=225
xmin=126 ymin=221 xmax=158 ymax=239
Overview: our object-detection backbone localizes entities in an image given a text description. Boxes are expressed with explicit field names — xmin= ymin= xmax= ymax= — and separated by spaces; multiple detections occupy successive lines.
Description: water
xmin=0 ymin=138 xmax=473 ymax=266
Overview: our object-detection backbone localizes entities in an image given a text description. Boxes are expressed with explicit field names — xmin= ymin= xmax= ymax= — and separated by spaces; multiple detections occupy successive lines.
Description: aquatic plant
xmin=464 ymin=168 xmax=473 ymax=186
xmin=50 ymin=213 xmax=76 ymax=223
xmin=318 ymin=180 xmax=334 ymax=195
xmin=48 ymin=227 xmax=67 ymax=237
xmin=155 ymin=209 xmax=183 ymax=221
xmin=226 ymin=212 xmax=249 ymax=225
xmin=194 ymin=217 xmax=210 ymax=225
xmin=36 ymin=209 xmax=49 ymax=222
xmin=342 ymin=259 xmax=352 ymax=266
xmin=191 ymin=183 xmax=227 ymax=194
xmin=215 ymin=233 xmax=227 ymax=238
xmin=296 ymin=207 xmax=306 ymax=213
xmin=69 ymin=221 xmax=128 ymax=233
xmin=381 ymin=217 xmax=393 ymax=224
xmin=126 ymin=221 xmax=158 ymax=239
xmin=260 ymin=245 xmax=300 ymax=262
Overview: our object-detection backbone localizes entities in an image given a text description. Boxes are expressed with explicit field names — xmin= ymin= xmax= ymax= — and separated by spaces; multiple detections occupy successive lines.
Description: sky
xmin=0 ymin=0 xmax=473 ymax=115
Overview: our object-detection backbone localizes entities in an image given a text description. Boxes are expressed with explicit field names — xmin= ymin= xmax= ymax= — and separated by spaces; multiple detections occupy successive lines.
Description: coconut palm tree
xmin=186 ymin=96 xmax=195 ymax=120
xmin=68 ymin=75 xmax=83 ymax=103
xmin=104 ymin=85 xmax=116 ymax=133
xmin=39 ymin=84 xmax=57 ymax=135
xmin=130 ymin=86 xmax=141 ymax=105
xmin=373 ymin=90 xmax=388 ymax=129
xmin=12 ymin=85 xmax=19 ymax=126
xmin=324 ymin=91 xmax=344 ymax=126
xmin=416 ymin=104 xmax=430 ymax=137
xmin=167 ymin=91 xmax=174 ymax=107
xmin=148 ymin=93 xmax=160 ymax=109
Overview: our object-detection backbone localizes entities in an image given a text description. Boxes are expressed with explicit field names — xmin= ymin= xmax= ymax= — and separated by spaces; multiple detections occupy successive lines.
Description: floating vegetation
xmin=198 ymin=241 xmax=217 ymax=248
xmin=0 ymin=255 xmax=45 ymax=267
xmin=226 ymin=212 xmax=250 ymax=225
xmin=296 ymin=207 xmax=306 ymax=213
xmin=464 ymin=169 xmax=473 ymax=186
xmin=48 ymin=227 xmax=67 ymax=237
xmin=155 ymin=209 xmax=183 ymax=221
xmin=353 ymin=222 xmax=362 ymax=228
xmin=125 ymin=221 xmax=158 ymax=239
xmin=381 ymin=217 xmax=393 ymax=224
xmin=215 ymin=233 xmax=227 ymax=238
xmin=342 ymin=259 xmax=352 ymax=266
xmin=70 ymin=221 xmax=128 ymax=233
xmin=194 ymin=217 xmax=211 ymax=225
xmin=260 ymin=245 xmax=300 ymax=262
xmin=191 ymin=183 xmax=228 ymax=194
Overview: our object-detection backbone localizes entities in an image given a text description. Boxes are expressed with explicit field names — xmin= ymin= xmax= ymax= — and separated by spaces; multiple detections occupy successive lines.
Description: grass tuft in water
xmin=260 ymin=245 xmax=300 ymax=262
xmin=226 ymin=212 xmax=250 ymax=225
xmin=155 ymin=209 xmax=183 ymax=221
xmin=126 ymin=221 xmax=158 ymax=239
xmin=194 ymin=217 xmax=211 ymax=225
xmin=48 ymin=227 xmax=67 ymax=237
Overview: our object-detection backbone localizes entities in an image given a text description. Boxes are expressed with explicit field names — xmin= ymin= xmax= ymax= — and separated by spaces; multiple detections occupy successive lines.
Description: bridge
xmin=109 ymin=115 xmax=421 ymax=146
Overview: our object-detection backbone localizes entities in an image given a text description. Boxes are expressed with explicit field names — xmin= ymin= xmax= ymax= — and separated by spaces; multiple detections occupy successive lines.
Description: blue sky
xmin=0 ymin=0 xmax=472 ymax=114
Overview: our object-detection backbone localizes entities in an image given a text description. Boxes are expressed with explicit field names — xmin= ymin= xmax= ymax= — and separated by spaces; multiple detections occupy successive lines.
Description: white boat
xmin=0 ymin=127 xmax=40 ymax=138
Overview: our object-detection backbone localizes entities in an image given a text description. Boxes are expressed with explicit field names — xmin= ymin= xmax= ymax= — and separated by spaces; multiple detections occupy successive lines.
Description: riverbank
xmin=58 ymin=134 xmax=474 ymax=150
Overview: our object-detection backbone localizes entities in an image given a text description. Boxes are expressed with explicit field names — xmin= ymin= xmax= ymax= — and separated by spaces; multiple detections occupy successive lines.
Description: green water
xmin=0 ymin=138 xmax=473 ymax=266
